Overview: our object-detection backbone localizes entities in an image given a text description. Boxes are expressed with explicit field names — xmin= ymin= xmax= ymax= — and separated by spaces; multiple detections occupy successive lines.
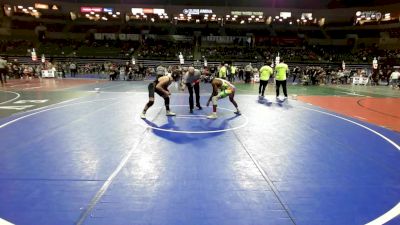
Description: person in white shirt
xmin=156 ymin=64 xmax=167 ymax=79
xmin=390 ymin=70 xmax=400 ymax=89
xmin=182 ymin=67 xmax=202 ymax=113
xmin=0 ymin=56 xmax=8 ymax=85
xmin=69 ymin=63 xmax=77 ymax=77
xmin=244 ymin=63 xmax=253 ymax=83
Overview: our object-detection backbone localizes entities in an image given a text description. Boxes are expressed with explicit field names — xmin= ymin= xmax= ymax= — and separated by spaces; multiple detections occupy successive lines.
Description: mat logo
xmin=0 ymin=99 xmax=48 ymax=110
xmin=14 ymin=100 xmax=48 ymax=104
xmin=0 ymin=105 xmax=35 ymax=110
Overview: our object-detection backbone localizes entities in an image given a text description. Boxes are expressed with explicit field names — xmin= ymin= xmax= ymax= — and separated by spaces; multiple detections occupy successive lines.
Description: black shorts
xmin=148 ymin=83 xmax=164 ymax=98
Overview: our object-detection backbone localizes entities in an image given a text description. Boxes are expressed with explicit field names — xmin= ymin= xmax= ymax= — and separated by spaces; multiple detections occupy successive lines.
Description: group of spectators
xmin=0 ymin=57 xmax=44 ymax=82
xmin=3 ymin=37 xmax=400 ymax=65
xmin=137 ymin=39 xmax=194 ymax=60
xmin=201 ymin=45 xmax=400 ymax=63
xmin=0 ymin=55 xmax=399 ymax=89
xmin=60 ymin=61 xmax=151 ymax=81
xmin=201 ymin=62 xmax=400 ymax=89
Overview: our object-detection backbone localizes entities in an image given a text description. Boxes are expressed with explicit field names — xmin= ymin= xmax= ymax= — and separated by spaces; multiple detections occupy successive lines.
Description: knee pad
xmin=147 ymin=101 xmax=154 ymax=107
xmin=164 ymin=96 xmax=170 ymax=105
xmin=212 ymin=96 xmax=218 ymax=105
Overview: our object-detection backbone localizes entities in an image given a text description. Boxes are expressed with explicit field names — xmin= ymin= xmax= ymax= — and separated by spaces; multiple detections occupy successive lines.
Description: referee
xmin=183 ymin=66 xmax=202 ymax=113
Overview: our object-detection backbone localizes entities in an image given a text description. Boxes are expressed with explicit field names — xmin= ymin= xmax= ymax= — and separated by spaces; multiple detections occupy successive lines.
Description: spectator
xmin=390 ymin=69 xmax=400 ymax=89
xmin=0 ymin=56 xmax=8 ymax=85
xmin=244 ymin=63 xmax=253 ymax=83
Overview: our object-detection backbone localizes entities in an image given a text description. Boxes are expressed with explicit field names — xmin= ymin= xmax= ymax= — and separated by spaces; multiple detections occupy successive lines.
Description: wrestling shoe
xmin=196 ymin=105 xmax=203 ymax=110
xmin=234 ymin=110 xmax=241 ymax=115
xmin=140 ymin=112 xmax=146 ymax=119
xmin=166 ymin=111 xmax=176 ymax=116
xmin=207 ymin=113 xmax=218 ymax=119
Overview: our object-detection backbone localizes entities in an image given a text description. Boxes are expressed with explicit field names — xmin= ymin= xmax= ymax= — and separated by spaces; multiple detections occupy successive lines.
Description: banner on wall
xmin=183 ymin=9 xmax=213 ymax=15
xmin=80 ymin=7 xmax=102 ymax=13
xmin=94 ymin=33 xmax=140 ymax=41
xmin=201 ymin=36 xmax=247 ymax=44
xmin=171 ymin=35 xmax=193 ymax=41
xmin=231 ymin=11 xmax=263 ymax=16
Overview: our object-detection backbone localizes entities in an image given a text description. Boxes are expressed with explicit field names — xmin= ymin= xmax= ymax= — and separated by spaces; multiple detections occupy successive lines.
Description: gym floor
xmin=0 ymin=78 xmax=399 ymax=225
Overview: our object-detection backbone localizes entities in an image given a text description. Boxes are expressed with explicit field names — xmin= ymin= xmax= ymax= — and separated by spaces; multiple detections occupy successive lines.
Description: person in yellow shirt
xmin=274 ymin=60 xmax=289 ymax=99
xmin=230 ymin=65 xmax=236 ymax=82
xmin=218 ymin=63 xmax=227 ymax=79
xmin=258 ymin=63 xmax=273 ymax=98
